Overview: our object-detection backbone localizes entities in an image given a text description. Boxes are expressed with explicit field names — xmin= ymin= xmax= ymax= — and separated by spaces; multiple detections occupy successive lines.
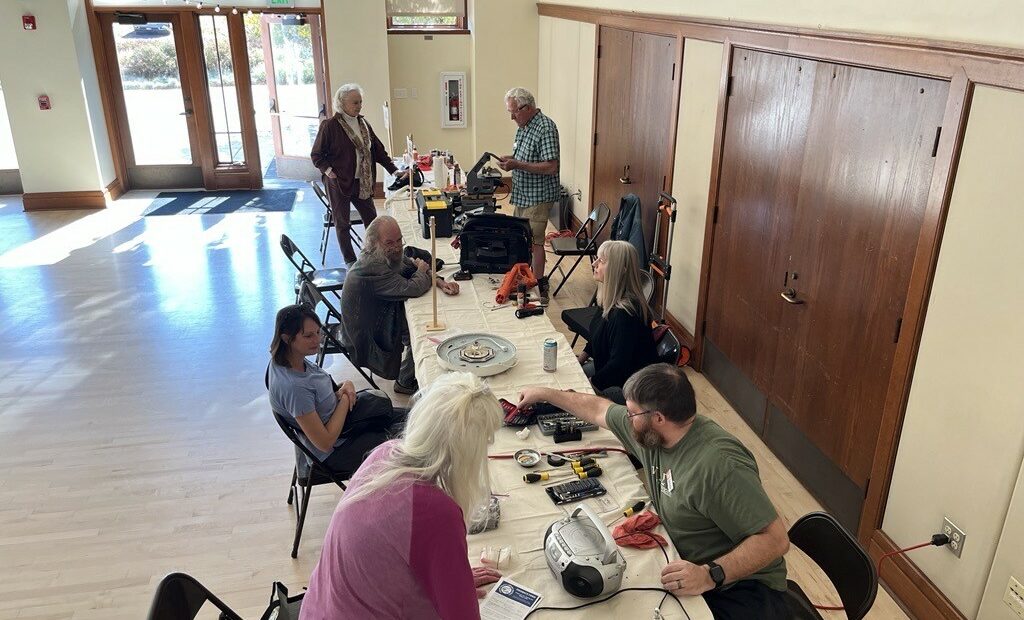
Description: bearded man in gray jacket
xmin=340 ymin=216 xmax=459 ymax=394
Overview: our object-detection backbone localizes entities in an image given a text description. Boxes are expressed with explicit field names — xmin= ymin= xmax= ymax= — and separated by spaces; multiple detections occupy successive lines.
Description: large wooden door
xmin=704 ymin=49 xmax=948 ymax=529
xmin=591 ymin=28 xmax=633 ymax=228
xmin=591 ymin=28 xmax=677 ymax=246
xmin=628 ymin=32 xmax=678 ymax=249
xmin=768 ymin=64 xmax=949 ymax=487
xmin=704 ymin=51 xmax=815 ymax=429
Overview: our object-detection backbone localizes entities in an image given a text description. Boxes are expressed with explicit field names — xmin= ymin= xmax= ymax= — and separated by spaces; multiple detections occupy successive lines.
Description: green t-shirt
xmin=605 ymin=405 xmax=787 ymax=591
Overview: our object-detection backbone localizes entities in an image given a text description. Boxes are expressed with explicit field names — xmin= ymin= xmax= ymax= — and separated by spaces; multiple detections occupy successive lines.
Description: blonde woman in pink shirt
xmin=300 ymin=372 xmax=504 ymax=620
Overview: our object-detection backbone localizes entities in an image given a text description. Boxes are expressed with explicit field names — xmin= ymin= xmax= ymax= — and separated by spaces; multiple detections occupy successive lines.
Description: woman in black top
xmin=578 ymin=241 xmax=658 ymax=403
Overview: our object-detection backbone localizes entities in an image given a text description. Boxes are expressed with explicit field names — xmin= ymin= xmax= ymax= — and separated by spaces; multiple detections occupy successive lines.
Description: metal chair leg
xmin=355 ymin=365 xmax=379 ymax=389
xmin=287 ymin=467 xmax=297 ymax=505
xmin=571 ymin=333 xmax=580 ymax=348
xmin=552 ymin=255 xmax=587 ymax=297
xmin=292 ymin=475 xmax=314 ymax=558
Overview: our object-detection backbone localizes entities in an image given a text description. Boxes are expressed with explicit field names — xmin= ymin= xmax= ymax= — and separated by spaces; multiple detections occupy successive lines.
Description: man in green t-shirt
xmin=518 ymin=363 xmax=791 ymax=619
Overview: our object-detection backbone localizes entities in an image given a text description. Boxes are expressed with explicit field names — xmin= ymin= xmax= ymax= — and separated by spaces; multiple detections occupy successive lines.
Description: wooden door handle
xmin=780 ymin=288 xmax=804 ymax=304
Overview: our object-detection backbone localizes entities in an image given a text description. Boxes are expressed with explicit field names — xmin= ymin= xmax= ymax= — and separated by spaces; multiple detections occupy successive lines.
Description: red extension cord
xmin=813 ymin=538 xmax=939 ymax=611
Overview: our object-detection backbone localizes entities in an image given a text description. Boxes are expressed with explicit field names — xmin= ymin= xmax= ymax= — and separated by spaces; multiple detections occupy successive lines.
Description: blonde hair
xmin=340 ymin=372 xmax=502 ymax=522
xmin=333 ymin=83 xmax=363 ymax=114
xmin=596 ymin=240 xmax=651 ymax=323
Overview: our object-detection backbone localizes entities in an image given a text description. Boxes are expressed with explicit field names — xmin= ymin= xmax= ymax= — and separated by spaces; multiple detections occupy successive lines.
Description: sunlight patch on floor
xmin=0 ymin=197 xmax=148 ymax=268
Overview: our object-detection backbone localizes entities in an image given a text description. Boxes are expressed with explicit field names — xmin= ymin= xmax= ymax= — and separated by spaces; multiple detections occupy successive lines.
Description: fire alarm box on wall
xmin=38 ymin=95 xmax=51 ymax=110
xmin=23 ymin=15 xmax=37 ymax=30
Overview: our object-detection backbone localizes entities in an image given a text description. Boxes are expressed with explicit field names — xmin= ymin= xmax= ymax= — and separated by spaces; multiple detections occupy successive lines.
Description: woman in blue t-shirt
xmin=268 ymin=304 xmax=404 ymax=476
xmin=578 ymin=240 xmax=658 ymax=403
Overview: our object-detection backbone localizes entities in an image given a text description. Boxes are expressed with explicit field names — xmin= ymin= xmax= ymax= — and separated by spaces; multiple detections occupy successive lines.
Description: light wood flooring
xmin=0 ymin=190 xmax=907 ymax=618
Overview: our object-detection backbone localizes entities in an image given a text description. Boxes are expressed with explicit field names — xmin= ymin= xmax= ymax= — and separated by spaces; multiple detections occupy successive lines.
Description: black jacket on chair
xmin=584 ymin=307 xmax=658 ymax=390
xmin=609 ymin=193 xmax=648 ymax=269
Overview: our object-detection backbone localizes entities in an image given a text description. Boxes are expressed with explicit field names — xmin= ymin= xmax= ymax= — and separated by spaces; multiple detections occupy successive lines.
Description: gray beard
xmin=363 ymin=245 xmax=403 ymax=270
xmin=633 ymin=420 xmax=663 ymax=449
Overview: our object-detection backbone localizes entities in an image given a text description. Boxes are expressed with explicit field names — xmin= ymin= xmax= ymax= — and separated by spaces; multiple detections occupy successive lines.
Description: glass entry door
xmin=100 ymin=10 xmax=263 ymax=190
xmin=101 ymin=13 xmax=203 ymax=188
xmin=246 ymin=13 xmax=327 ymax=182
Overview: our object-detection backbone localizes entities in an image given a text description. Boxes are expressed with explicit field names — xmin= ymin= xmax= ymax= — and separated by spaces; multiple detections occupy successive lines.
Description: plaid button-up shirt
xmin=510 ymin=110 xmax=561 ymax=207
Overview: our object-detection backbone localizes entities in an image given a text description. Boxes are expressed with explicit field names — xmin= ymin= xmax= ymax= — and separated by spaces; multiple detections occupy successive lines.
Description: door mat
xmin=144 ymin=189 xmax=296 ymax=216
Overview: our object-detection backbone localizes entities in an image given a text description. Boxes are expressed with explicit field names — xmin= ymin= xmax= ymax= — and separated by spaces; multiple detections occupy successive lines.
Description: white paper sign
xmin=479 ymin=578 xmax=543 ymax=620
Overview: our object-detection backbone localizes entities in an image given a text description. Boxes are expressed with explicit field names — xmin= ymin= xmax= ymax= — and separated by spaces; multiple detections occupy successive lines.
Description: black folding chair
xmin=280 ymin=234 xmax=345 ymax=302
xmin=299 ymin=280 xmax=379 ymax=389
xmin=310 ymin=180 xmax=363 ymax=265
xmin=546 ymin=202 xmax=611 ymax=297
xmin=783 ymin=512 xmax=878 ymax=620
xmin=264 ymin=367 xmax=350 ymax=558
xmin=146 ymin=572 xmax=243 ymax=620
xmin=562 ymin=270 xmax=655 ymax=348
xmin=654 ymin=328 xmax=682 ymax=366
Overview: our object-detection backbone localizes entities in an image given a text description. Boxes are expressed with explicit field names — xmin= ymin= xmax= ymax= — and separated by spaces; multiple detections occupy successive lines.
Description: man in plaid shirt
xmin=498 ymin=87 xmax=560 ymax=277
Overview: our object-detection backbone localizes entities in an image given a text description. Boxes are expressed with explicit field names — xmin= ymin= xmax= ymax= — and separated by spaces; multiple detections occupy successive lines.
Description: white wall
xmin=537 ymin=17 xmax=595 ymax=224
xmin=469 ymin=0 xmax=538 ymax=159
xmin=0 ymin=0 xmax=104 ymax=194
xmin=322 ymin=0 xmax=391 ymax=160
xmin=387 ymin=34 xmax=474 ymax=167
xmin=882 ymin=85 xmax=1024 ymax=618
xmin=979 ymin=460 xmax=1024 ymax=619
xmin=541 ymin=0 xmax=1024 ymax=50
xmin=666 ymin=40 xmax=722 ymax=336
xmin=67 ymin=0 xmax=114 ymax=187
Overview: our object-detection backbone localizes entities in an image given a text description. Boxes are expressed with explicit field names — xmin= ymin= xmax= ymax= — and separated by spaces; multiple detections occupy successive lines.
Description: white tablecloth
xmin=384 ymin=169 xmax=711 ymax=619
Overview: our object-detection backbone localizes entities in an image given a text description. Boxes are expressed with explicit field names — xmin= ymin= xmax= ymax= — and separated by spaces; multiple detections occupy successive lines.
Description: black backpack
xmin=458 ymin=213 xmax=533 ymax=273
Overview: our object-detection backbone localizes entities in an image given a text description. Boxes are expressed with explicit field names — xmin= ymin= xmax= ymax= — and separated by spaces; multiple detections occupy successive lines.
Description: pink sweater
xmin=300 ymin=441 xmax=479 ymax=620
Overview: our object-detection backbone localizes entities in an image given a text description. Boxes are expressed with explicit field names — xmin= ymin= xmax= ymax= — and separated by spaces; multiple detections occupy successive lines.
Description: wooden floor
xmin=0 ymin=190 xmax=908 ymax=619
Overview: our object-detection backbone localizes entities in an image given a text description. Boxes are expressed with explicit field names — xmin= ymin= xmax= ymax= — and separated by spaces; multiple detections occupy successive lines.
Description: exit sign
xmin=267 ymin=0 xmax=295 ymax=7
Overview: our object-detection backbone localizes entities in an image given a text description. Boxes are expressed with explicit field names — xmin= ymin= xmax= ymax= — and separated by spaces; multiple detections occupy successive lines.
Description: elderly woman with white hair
xmin=578 ymin=240 xmax=658 ymax=403
xmin=300 ymin=372 xmax=504 ymax=619
xmin=311 ymin=83 xmax=405 ymax=267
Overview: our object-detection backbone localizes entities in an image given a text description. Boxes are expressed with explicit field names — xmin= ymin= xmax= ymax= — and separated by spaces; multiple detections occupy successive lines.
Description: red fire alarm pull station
xmin=38 ymin=95 xmax=51 ymax=110
xmin=23 ymin=15 xmax=37 ymax=30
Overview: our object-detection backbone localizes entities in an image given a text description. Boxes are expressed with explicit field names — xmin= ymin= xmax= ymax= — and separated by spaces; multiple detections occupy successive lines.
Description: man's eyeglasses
xmin=509 ymin=104 xmax=528 ymax=119
xmin=626 ymin=408 xmax=654 ymax=419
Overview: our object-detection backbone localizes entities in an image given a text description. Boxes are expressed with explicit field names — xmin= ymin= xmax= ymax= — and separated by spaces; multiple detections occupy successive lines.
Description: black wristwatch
xmin=706 ymin=561 xmax=726 ymax=590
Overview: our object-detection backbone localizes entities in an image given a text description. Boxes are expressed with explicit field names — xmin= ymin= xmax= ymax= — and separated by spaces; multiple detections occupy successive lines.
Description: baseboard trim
xmin=869 ymin=529 xmax=966 ymax=620
xmin=23 ymin=190 xmax=106 ymax=211
xmin=663 ymin=310 xmax=695 ymax=353
xmin=104 ymin=178 xmax=125 ymax=201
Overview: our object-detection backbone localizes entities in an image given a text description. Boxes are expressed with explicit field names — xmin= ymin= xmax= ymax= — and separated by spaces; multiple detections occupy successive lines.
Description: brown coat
xmin=310 ymin=114 xmax=398 ymax=196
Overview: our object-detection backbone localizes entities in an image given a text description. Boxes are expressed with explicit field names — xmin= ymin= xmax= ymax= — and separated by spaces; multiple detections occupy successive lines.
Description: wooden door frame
xmin=95 ymin=11 xmax=204 ymax=189
xmin=259 ymin=13 xmax=329 ymax=170
xmin=86 ymin=2 xmax=325 ymax=192
xmin=539 ymin=4 xmax=1024 ymax=619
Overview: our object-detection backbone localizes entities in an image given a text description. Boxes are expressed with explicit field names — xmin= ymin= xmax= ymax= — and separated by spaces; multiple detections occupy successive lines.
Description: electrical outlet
xmin=410 ymin=88 xmax=418 ymax=99
xmin=941 ymin=516 xmax=966 ymax=558
xmin=1005 ymin=576 xmax=1024 ymax=618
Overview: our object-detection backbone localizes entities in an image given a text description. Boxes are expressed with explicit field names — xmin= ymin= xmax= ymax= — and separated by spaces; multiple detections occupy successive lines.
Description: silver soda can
xmin=543 ymin=338 xmax=558 ymax=372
